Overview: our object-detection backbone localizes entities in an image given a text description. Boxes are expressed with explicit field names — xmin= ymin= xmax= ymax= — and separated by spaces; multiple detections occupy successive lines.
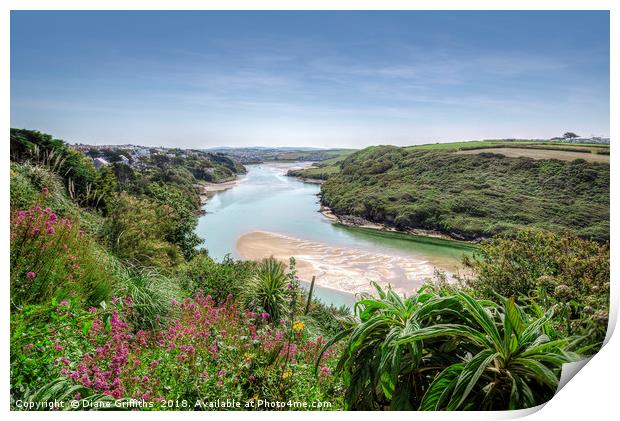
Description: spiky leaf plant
xmin=243 ymin=257 xmax=289 ymax=322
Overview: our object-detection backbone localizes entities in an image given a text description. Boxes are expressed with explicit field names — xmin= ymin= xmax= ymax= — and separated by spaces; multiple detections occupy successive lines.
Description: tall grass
xmin=111 ymin=261 xmax=183 ymax=330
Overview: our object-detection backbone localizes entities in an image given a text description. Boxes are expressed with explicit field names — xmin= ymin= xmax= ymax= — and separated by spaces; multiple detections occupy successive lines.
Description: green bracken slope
xmin=319 ymin=145 xmax=609 ymax=241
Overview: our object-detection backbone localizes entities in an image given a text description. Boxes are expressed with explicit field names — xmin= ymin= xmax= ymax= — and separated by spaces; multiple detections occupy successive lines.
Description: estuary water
xmin=196 ymin=162 xmax=471 ymax=307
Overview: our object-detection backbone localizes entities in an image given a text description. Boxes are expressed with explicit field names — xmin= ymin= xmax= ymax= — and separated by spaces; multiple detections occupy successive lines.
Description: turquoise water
xmin=196 ymin=163 xmax=470 ymax=307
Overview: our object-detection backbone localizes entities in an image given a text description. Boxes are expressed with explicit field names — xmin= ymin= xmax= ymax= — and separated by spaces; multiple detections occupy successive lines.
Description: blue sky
xmin=11 ymin=11 xmax=609 ymax=148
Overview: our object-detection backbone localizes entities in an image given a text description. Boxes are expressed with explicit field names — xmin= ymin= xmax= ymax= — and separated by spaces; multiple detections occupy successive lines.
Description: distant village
xmin=70 ymin=144 xmax=209 ymax=169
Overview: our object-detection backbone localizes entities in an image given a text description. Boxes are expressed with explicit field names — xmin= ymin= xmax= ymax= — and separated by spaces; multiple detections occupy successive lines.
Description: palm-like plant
xmin=243 ymin=257 xmax=289 ymax=321
xmin=321 ymin=285 xmax=580 ymax=410
xmin=414 ymin=293 xmax=579 ymax=410
xmin=318 ymin=283 xmax=465 ymax=409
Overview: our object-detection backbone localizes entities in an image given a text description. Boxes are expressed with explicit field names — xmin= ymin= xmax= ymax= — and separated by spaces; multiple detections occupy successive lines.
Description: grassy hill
xmin=290 ymin=139 xmax=610 ymax=180
xmin=317 ymin=144 xmax=609 ymax=241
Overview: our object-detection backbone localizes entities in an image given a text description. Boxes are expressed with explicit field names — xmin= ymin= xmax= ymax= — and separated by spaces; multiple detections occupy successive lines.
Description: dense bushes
xmin=463 ymin=230 xmax=610 ymax=351
xmin=178 ymin=254 xmax=256 ymax=303
xmin=320 ymin=146 xmax=609 ymax=241
xmin=106 ymin=193 xmax=185 ymax=268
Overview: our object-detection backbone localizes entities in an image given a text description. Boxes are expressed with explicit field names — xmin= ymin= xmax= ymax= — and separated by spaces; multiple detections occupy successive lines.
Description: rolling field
xmin=456 ymin=147 xmax=610 ymax=163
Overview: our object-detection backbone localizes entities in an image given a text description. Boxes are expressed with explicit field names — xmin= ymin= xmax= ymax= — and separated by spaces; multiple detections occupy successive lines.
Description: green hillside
xmin=319 ymin=145 xmax=609 ymax=241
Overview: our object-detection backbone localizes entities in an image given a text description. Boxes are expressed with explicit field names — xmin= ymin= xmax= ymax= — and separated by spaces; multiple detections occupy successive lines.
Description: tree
xmin=563 ymin=132 xmax=579 ymax=139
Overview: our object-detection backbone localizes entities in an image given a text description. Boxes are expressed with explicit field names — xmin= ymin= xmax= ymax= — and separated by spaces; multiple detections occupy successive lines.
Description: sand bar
xmin=203 ymin=179 xmax=241 ymax=192
xmin=236 ymin=230 xmax=452 ymax=296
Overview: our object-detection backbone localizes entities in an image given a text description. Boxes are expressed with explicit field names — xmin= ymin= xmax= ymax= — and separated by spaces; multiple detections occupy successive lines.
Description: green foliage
xmin=106 ymin=192 xmax=184 ymax=268
xmin=112 ymin=262 xmax=183 ymax=330
xmin=323 ymin=283 xmax=579 ymax=410
xmin=319 ymin=146 xmax=609 ymax=241
xmin=14 ymin=378 xmax=123 ymax=411
xmin=92 ymin=166 xmax=117 ymax=215
xmin=10 ymin=205 xmax=114 ymax=308
xmin=10 ymin=129 xmax=109 ymax=210
xmin=178 ymin=253 xmax=256 ymax=303
xmin=243 ymin=257 xmax=290 ymax=322
xmin=464 ymin=229 xmax=610 ymax=351
xmin=146 ymin=183 xmax=203 ymax=260
xmin=417 ymin=293 xmax=577 ymax=410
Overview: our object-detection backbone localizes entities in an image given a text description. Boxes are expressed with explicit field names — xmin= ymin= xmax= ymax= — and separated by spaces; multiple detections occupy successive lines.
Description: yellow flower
xmin=292 ymin=321 xmax=305 ymax=332
xmin=282 ymin=369 xmax=292 ymax=379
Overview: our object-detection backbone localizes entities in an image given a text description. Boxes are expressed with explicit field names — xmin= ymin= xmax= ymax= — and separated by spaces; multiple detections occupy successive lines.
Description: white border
xmin=2 ymin=1 xmax=617 ymax=420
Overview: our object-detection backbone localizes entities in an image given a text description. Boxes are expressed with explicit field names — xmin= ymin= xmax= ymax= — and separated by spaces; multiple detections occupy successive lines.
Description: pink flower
xmin=41 ymin=187 xmax=49 ymax=195
xmin=46 ymin=226 xmax=55 ymax=234
xmin=26 ymin=271 xmax=37 ymax=279
xmin=49 ymin=213 xmax=58 ymax=221
xmin=248 ymin=375 xmax=256 ymax=382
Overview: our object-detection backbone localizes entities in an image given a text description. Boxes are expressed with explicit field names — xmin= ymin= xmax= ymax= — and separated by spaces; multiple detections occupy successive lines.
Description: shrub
xmin=242 ymin=257 xmax=290 ymax=322
xmin=178 ymin=254 xmax=255 ymax=303
xmin=10 ymin=200 xmax=114 ymax=307
xmin=463 ymin=229 xmax=609 ymax=350
xmin=106 ymin=193 xmax=183 ymax=268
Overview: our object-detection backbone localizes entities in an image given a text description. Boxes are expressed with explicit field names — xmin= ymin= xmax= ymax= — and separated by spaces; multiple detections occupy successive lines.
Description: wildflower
xmin=46 ymin=226 xmax=55 ymax=234
xmin=74 ymin=392 xmax=81 ymax=400
xmin=42 ymin=187 xmax=49 ymax=195
xmin=259 ymin=312 xmax=270 ymax=319
xmin=49 ymin=213 xmax=58 ymax=221
xmin=26 ymin=271 xmax=37 ymax=279
xmin=248 ymin=375 xmax=256 ymax=382
xmin=292 ymin=321 xmax=305 ymax=332
xmin=282 ymin=369 xmax=292 ymax=379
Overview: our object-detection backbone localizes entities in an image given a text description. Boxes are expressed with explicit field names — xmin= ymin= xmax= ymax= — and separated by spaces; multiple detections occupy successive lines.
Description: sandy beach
xmin=236 ymin=230 xmax=452 ymax=296
xmin=203 ymin=179 xmax=240 ymax=192
xmin=199 ymin=179 xmax=243 ymax=205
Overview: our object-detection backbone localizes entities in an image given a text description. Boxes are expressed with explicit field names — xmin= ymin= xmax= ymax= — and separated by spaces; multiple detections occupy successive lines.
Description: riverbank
xmin=319 ymin=205 xmax=481 ymax=243
xmin=199 ymin=179 xmax=242 ymax=205
xmin=236 ymin=230 xmax=464 ymax=296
